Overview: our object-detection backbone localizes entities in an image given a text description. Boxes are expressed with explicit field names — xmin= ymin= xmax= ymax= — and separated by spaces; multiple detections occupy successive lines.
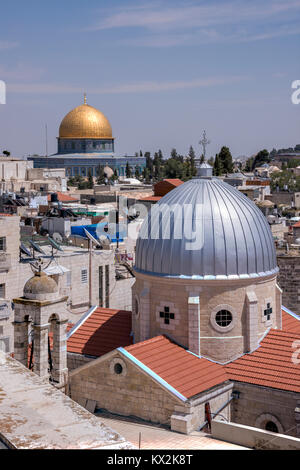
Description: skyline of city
xmin=0 ymin=0 xmax=299 ymax=159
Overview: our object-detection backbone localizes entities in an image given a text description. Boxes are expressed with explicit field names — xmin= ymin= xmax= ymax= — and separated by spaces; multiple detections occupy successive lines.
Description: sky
xmin=0 ymin=0 xmax=299 ymax=159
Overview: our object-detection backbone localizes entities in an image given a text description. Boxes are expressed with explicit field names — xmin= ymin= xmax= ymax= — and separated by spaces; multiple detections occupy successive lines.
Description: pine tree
xmin=218 ymin=146 xmax=233 ymax=174
xmin=126 ymin=161 xmax=132 ymax=178
xmin=96 ymin=165 xmax=105 ymax=184
xmin=87 ymin=169 xmax=94 ymax=189
xmin=135 ymin=166 xmax=140 ymax=179
xmin=188 ymin=146 xmax=197 ymax=176
xmin=213 ymin=154 xmax=222 ymax=176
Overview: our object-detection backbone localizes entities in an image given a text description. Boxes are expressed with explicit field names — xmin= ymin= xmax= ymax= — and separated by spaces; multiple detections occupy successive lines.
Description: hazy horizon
xmin=0 ymin=0 xmax=299 ymax=160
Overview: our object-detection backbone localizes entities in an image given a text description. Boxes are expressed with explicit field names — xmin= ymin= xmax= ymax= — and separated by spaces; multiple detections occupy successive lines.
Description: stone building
xmin=29 ymin=95 xmax=146 ymax=178
xmin=277 ymin=252 xmax=300 ymax=314
xmin=0 ymin=212 xmax=133 ymax=353
xmin=66 ymin=177 xmax=300 ymax=437
xmin=10 ymin=174 xmax=300 ymax=438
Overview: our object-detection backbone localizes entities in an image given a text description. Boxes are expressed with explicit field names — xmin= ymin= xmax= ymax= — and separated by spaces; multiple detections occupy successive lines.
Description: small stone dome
xmin=23 ymin=271 xmax=59 ymax=301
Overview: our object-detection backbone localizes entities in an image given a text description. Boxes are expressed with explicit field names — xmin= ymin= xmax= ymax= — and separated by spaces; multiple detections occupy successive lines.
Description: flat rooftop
xmin=0 ymin=352 xmax=133 ymax=449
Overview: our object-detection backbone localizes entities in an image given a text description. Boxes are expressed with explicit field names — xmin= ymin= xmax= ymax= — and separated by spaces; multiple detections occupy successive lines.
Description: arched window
xmin=265 ymin=421 xmax=278 ymax=433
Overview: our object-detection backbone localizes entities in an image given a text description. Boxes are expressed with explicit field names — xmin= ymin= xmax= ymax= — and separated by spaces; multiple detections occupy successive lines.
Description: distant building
xmin=29 ymin=96 xmax=146 ymax=178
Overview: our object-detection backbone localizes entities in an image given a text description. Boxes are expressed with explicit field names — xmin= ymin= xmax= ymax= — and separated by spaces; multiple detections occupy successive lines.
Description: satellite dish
xmin=83 ymin=228 xmax=100 ymax=247
xmin=47 ymin=236 xmax=64 ymax=252
xmin=20 ymin=243 xmax=32 ymax=258
xmin=29 ymin=240 xmax=46 ymax=255
xmin=52 ymin=232 xmax=63 ymax=244
xmin=99 ymin=235 xmax=111 ymax=247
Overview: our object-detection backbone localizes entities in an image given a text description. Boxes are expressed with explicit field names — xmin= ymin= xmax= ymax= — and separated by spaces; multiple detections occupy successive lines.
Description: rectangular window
xmin=0 ymin=237 xmax=6 ymax=252
xmin=99 ymin=266 xmax=103 ymax=307
xmin=105 ymin=265 xmax=109 ymax=308
xmin=81 ymin=269 xmax=88 ymax=284
xmin=0 ymin=284 xmax=5 ymax=298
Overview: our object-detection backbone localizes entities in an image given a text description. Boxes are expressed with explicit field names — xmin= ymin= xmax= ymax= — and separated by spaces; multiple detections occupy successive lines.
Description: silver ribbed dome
xmin=135 ymin=178 xmax=278 ymax=280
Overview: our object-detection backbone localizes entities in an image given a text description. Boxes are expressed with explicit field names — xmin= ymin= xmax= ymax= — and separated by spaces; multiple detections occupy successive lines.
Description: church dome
xmin=23 ymin=271 xmax=59 ymax=301
xmin=59 ymin=99 xmax=112 ymax=139
xmin=135 ymin=178 xmax=278 ymax=280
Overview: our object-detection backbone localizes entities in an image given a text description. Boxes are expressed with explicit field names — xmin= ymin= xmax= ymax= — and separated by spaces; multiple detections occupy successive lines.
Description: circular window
xmin=215 ymin=310 xmax=232 ymax=327
xmin=114 ymin=363 xmax=123 ymax=375
xmin=265 ymin=421 xmax=278 ymax=433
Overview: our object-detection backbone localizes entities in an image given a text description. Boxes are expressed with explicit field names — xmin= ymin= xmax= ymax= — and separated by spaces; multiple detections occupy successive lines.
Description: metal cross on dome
xmin=199 ymin=130 xmax=211 ymax=159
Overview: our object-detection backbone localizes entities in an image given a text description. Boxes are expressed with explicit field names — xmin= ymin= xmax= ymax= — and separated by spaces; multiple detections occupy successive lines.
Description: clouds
xmin=8 ymin=74 xmax=248 ymax=95
xmin=0 ymin=40 xmax=19 ymax=50
xmin=86 ymin=0 xmax=300 ymax=46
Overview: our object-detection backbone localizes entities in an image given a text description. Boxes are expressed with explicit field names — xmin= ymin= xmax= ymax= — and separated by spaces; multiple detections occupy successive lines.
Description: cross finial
xmin=199 ymin=130 xmax=210 ymax=160
xmin=84 ymin=92 xmax=87 ymax=105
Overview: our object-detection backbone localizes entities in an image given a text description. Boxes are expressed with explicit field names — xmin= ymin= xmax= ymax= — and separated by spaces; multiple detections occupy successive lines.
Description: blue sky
xmin=0 ymin=0 xmax=299 ymax=159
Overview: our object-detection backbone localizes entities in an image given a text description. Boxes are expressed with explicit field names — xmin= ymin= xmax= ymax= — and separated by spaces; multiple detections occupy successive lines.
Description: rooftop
xmin=0 ymin=352 xmax=132 ymax=449
xmin=226 ymin=328 xmax=300 ymax=393
xmin=124 ymin=335 xmax=228 ymax=400
xmin=67 ymin=307 xmax=133 ymax=357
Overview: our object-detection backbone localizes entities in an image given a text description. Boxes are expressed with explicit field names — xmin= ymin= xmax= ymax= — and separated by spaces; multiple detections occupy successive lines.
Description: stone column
xmin=139 ymin=283 xmax=150 ymax=342
xmin=245 ymin=291 xmax=258 ymax=353
xmin=276 ymin=283 xmax=282 ymax=330
xmin=51 ymin=320 xmax=68 ymax=384
xmin=188 ymin=295 xmax=200 ymax=356
xmin=13 ymin=320 xmax=29 ymax=366
xmin=33 ymin=323 xmax=49 ymax=380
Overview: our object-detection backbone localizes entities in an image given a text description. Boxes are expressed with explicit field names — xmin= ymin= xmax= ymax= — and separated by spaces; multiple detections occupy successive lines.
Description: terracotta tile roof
xmin=124 ymin=336 xmax=228 ymax=399
xmin=226 ymin=329 xmax=300 ymax=393
xmin=163 ymin=179 xmax=184 ymax=186
xmin=139 ymin=196 xmax=162 ymax=202
xmin=47 ymin=192 xmax=79 ymax=203
xmin=67 ymin=307 xmax=132 ymax=357
xmin=282 ymin=307 xmax=300 ymax=334
xmin=293 ymin=221 xmax=300 ymax=228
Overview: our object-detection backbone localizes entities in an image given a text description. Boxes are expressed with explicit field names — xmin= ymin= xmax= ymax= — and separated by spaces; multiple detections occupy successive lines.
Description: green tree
xmin=135 ymin=166 xmax=140 ymax=179
xmin=2 ymin=150 xmax=10 ymax=157
xmin=213 ymin=154 xmax=222 ymax=176
xmin=188 ymin=146 xmax=197 ymax=176
xmin=87 ymin=169 xmax=94 ymax=189
xmin=251 ymin=149 xmax=270 ymax=170
xmin=218 ymin=146 xmax=233 ymax=174
xmin=96 ymin=165 xmax=106 ymax=184
xmin=142 ymin=167 xmax=151 ymax=183
xmin=126 ymin=161 xmax=132 ymax=178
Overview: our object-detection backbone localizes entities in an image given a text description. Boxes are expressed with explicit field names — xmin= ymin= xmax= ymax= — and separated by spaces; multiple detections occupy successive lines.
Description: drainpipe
xmin=198 ymin=391 xmax=240 ymax=431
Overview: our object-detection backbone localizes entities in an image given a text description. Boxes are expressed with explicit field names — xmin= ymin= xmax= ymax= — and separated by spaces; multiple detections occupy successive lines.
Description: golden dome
xmin=59 ymin=99 xmax=113 ymax=139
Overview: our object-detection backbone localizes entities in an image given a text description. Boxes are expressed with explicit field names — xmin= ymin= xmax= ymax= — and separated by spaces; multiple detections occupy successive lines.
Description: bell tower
xmin=13 ymin=269 xmax=68 ymax=384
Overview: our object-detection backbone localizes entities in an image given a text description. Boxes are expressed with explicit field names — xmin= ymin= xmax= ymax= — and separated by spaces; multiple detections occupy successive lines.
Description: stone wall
xmin=67 ymin=352 xmax=95 ymax=371
xmin=69 ymin=352 xmax=180 ymax=426
xmin=231 ymin=382 xmax=299 ymax=437
xmin=133 ymin=272 xmax=280 ymax=363
xmin=171 ymin=383 xmax=233 ymax=434
xmin=277 ymin=255 xmax=300 ymax=314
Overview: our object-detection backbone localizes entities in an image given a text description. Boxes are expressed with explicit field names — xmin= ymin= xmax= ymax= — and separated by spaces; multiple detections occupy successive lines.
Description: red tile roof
xmin=163 ymin=179 xmax=184 ymax=186
xmin=124 ymin=335 xmax=228 ymax=399
xmin=139 ymin=196 xmax=162 ymax=202
xmin=226 ymin=329 xmax=300 ymax=393
xmin=282 ymin=308 xmax=300 ymax=334
xmin=293 ymin=221 xmax=300 ymax=228
xmin=47 ymin=192 xmax=78 ymax=203
xmin=67 ymin=307 xmax=132 ymax=357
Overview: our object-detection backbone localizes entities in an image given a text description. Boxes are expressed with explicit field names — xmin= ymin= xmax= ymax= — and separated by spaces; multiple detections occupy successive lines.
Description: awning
xmin=44 ymin=264 xmax=70 ymax=276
